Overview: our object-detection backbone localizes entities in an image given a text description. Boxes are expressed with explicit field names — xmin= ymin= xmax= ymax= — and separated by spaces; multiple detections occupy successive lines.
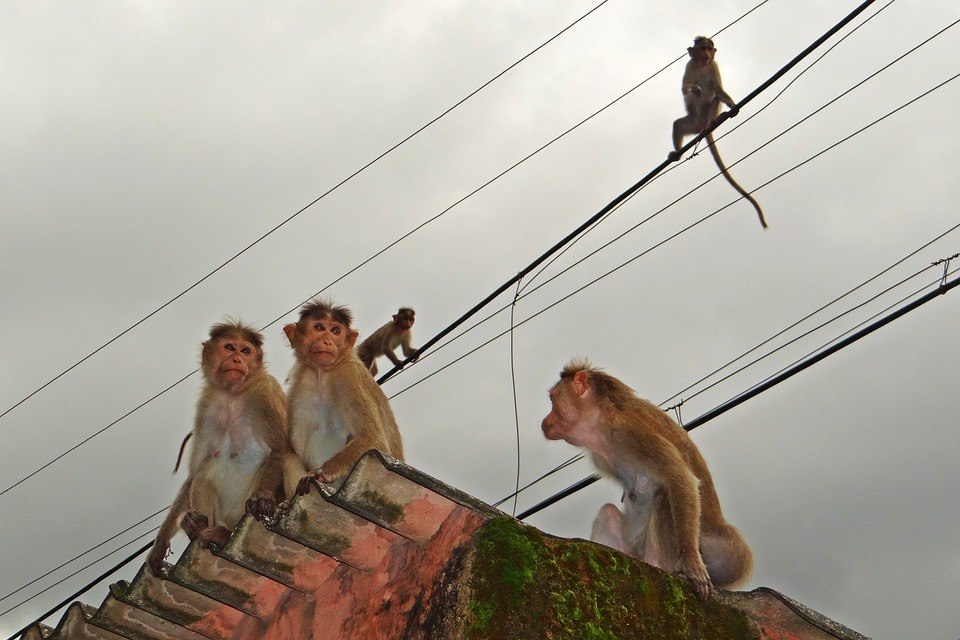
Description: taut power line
xmin=515 ymin=273 xmax=960 ymax=521
xmin=376 ymin=0 xmax=878 ymax=386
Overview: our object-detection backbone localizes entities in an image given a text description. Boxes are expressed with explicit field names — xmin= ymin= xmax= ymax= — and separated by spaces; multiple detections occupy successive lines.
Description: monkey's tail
xmin=173 ymin=432 xmax=192 ymax=474
xmin=706 ymin=134 xmax=767 ymax=230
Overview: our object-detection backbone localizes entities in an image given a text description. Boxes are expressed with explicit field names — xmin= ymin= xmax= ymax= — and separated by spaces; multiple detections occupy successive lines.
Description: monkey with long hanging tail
xmin=669 ymin=36 xmax=767 ymax=230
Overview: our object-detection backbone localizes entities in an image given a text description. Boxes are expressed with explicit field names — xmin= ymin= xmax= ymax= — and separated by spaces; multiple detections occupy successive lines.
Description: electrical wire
xmin=0 ymin=507 xmax=167 ymax=606
xmin=386 ymin=68 xmax=960 ymax=400
xmin=0 ymin=0 xmax=616 ymax=425
xmin=0 ymin=0 xmax=770 ymax=496
xmin=516 ymin=271 xmax=960 ymax=521
xmin=379 ymin=10 xmax=951 ymax=384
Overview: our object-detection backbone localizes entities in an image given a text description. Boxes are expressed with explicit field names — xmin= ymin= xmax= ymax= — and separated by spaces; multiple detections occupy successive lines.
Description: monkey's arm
xmin=399 ymin=334 xmax=419 ymax=360
xmin=612 ymin=428 xmax=709 ymax=594
xmin=149 ymin=478 xmax=192 ymax=576
xmin=318 ymin=373 xmax=395 ymax=479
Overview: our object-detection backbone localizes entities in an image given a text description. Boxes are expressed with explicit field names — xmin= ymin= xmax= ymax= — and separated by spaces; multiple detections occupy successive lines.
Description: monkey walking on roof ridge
xmin=669 ymin=36 xmax=767 ymax=230
xmin=357 ymin=307 xmax=420 ymax=377
xmin=541 ymin=359 xmax=753 ymax=599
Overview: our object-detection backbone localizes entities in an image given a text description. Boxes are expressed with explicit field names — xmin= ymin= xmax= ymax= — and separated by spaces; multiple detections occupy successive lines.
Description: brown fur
xmin=148 ymin=321 xmax=293 ymax=576
xmin=542 ymin=358 xmax=752 ymax=599
xmin=282 ymin=301 xmax=404 ymax=496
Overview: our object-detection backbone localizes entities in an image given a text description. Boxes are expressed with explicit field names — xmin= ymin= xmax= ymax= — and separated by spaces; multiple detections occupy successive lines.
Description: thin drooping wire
xmin=387 ymin=69 xmax=960 ymax=400
xmin=661 ymin=220 xmax=960 ymax=406
xmin=0 ymin=506 xmax=167 ymax=605
xmin=509 ymin=279 xmax=523 ymax=517
xmin=0 ymin=529 xmax=157 ymax=618
xmin=0 ymin=1 xmax=778 ymax=503
xmin=383 ymin=8 xmax=943 ymax=381
xmin=0 ymin=0 xmax=615 ymax=424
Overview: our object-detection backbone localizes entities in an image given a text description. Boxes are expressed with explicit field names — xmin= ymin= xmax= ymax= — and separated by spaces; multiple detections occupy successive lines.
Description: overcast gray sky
xmin=2 ymin=1 xmax=958 ymax=638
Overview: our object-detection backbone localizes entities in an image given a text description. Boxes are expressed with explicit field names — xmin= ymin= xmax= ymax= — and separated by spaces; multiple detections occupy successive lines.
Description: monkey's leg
xmin=591 ymin=503 xmax=633 ymax=556
xmin=699 ymin=524 xmax=753 ymax=589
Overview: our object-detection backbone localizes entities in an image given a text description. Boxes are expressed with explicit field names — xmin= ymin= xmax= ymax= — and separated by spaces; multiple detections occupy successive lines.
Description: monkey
xmin=356 ymin=307 xmax=419 ymax=377
xmin=147 ymin=320 xmax=292 ymax=577
xmin=540 ymin=359 xmax=752 ymax=599
xmin=282 ymin=299 xmax=404 ymax=497
xmin=669 ymin=36 xmax=767 ymax=230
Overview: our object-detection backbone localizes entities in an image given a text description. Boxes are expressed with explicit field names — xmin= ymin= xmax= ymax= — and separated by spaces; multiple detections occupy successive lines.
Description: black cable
xmin=0 ymin=0 xmax=615 ymax=425
xmin=495 ymin=232 xmax=958 ymax=507
xmin=377 ymin=0 xmax=879 ymax=386
xmin=0 ymin=1 xmax=780 ymax=501
xmin=1 ymin=537 xmax=154 ymax=635
xmin=0 ymin=507 xmax=166 ymax=606
xmin=387 ymin=66 xmax=960 ymax=401
xmin=517 ymin=273 xmax=960 ymax=521
xmin=663 ymin=223 xmax=960 ymax=406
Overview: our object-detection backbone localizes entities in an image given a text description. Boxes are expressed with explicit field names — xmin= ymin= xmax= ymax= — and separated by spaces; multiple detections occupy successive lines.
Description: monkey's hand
xmin=667 ymin=150 xmax=682 ymax=162
xmin=295 ymin=469 xmax=330 ymax=496
xmin=147 ymin=542 xmax=169 ymax=577
xmin=181 ymin=511 xmax=210 ymax=540
xmin=679 ymin=556 xmax=712 ymax=600
xmin=726 ymin=105 xmax=739 ymax=119
xmin=245 ymin=490 xmax=279 ymax=521
xmin=197 ymin=525 xmax=231 ymax=549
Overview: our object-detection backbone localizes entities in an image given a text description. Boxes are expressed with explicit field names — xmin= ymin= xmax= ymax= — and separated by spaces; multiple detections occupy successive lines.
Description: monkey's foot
xmin=668 ymin=150 xmax=682 ymax=162
xmin=679 ymin=565 xmax=713 ymax=600
xmin=197 ymin=525 xmax=230 ymax=549
xmin=181 ymin=511 xmax=210 ymax=540
xmin=245 ymin=490 xmax=279 ymax=521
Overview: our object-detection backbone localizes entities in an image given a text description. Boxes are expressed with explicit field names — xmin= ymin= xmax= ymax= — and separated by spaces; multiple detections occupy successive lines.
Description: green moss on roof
xmin=460 ymin=517 xmax=758 ymax=640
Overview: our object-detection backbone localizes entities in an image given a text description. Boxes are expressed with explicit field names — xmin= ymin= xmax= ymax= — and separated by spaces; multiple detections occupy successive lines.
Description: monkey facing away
xmin=282 ymin=299 xmax=405 ymax=496
xmin=356 ymin=307 xmax=419 ymax=377
xmin=669 ymin=36 xmax=767 ymax=230
xmin=148 ymin=321 xmax=292 ymax=576
xmin=540 ymin=359 xmax=753 ymax=599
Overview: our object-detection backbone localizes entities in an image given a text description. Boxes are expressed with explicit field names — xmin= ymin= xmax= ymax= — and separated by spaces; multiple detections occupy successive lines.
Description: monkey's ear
xmin=346 ymin=329 xmax=359 ymax=348
xmin=687 ymin=46 xmax=695 ymax=56
xmin=282 ymin=323 xmax=297 ymax=348
xmin=392 ymin=314 xmax=400 ymax=322
xmin=572 ymin=370 xmax=590 ymax=397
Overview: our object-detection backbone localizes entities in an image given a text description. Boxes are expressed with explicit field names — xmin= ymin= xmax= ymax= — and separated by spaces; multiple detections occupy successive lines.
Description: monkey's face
xmin=541 ymin=381 xmax=582 ymax=442
xmin=689 ymin=40 xmax=715 ymax=66
xmin=209 ymin=337 xmax=259 ymax=391
xmin=291 ymin=314 xmax=357 ymax=370
xmin=394 ymin=311 xmax=415 ymax=330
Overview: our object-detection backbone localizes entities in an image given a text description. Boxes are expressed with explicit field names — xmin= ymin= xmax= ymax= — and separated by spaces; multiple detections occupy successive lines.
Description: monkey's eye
xmin=314 ymin=322 xmax=324 ymax=331
xmin=224 ymin=343 xmax=236 ymax=351
xmin=331 ymin=326 xmax=341 ymax=335
xmin=240 ymin=347 xmax=252 ymax=355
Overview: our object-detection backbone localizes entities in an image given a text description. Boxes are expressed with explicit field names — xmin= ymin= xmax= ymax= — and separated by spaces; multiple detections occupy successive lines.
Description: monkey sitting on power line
xmin=356 ymin=307 xmax=419 ymax=377
xmin=669 ymin=35 xmax=767 ymax=230
xmin=282 ymin=299 xmax=405 ymax=496
xmin=148 ymin=321 xmax=293 ymax=576
xmin=541 ymin=359 xmax=753 ymax=599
